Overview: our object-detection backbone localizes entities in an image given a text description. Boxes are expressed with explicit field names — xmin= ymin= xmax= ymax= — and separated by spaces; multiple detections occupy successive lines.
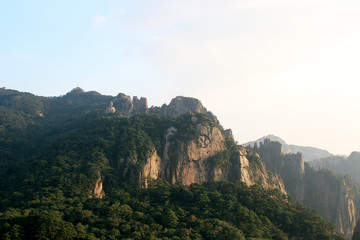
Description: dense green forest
xmin=0 ymin=181 xmax=345 ymax=240
xmin=0 ymin=89 xmax=347 ymax=239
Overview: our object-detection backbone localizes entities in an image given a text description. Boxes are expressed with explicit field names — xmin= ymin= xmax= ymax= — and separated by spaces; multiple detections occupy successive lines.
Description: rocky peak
xmin=111 ymin=93 xmax=148 ymax=116
xmin=167 ymin=96 xmax=206 ymax=116
xmin=224 ymin=129 xmax=234 ymax=141
xmin=150 ymin=96 xmax=207 ymax=117
xmin=67 ymin=87 xmax=85 ymax=95
xmin=256 ymin=139 xmax=306 ymax=177
xmin=253 ymin=139 xmax=360 ymax=239
xmin=132 ymin=96 xmax=148 ymax=113
xmin=118 ymin=122 xmax=287 ymax=195
xmin=110 ymin=94 xmax=208 ymax=118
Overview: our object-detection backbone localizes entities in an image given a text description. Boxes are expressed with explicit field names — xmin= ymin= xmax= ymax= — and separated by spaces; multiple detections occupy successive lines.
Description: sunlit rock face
xmin=149 ymin=96 xmax=207 ymax=117
xmin=104 ymin=101 xmax=116 ymax=114
xmin=125 ymin=122 xmax=287 ymax=195
xmin=91 ymin=172 xmax=105 ymax=199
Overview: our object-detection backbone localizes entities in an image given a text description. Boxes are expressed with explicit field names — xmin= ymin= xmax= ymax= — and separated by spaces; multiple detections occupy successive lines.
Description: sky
xmin=1 ymin=0 xmax=359 ymax=156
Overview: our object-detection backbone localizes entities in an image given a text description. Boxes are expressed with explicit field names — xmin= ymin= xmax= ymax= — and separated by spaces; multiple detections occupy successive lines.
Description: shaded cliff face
xmin=111 ymin=94 xmax=149 ymax=116
xmin=353 ymin=220 xmax=360 ymax=240
xmin=243 ymin=134 xmax=333 ymax=162
xmin=310 ymin=151 xmax=360 ymax=185
xmin=0 ymin=88 xmax=286 ymax=209
xmin=254 ymin=139 xmax=360 ymax=239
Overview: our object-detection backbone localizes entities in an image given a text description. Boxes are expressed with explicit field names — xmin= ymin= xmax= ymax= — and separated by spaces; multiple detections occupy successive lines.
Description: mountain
xmin=0 ymin=88 xmax=284 ymax=192
xmin=310 ymin=152 xmax=360 ymax=185
xmin=249 ymin=139 xmax=360 ymax=239
xmin=243 ymin=134 xmax=333 ymax=162
xmin=0 ymin=88 xmax=347 ymax=239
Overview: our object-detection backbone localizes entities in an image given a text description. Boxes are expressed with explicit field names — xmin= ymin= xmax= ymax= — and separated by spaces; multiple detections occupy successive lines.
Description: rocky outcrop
xmin=224 ymin=129 xmax=234 ymax=141
xmin=237 ymin=149 xmax=286 ymax=194
xmin=244 ymin=134 xmax=333 ymax=162
xmin=132 ymin=96 xmax=148 ymax=113
xmin=141 ymin=149 xmax=161 ymax=187
xmin=164 ymin=124 xmax=226 ymax=185
xmin=91 ymin=172 xmax=105 ymax=199
xmin=310 ymin=151 xmax=360 ymax=185
xmin=111 ymin=94 xmax=148 ymax=116
xmin=123 ymin=121 xmax=286 ymax=195
xmin=155 ymin=124 xmax=226 ymax=185
xmin=150 ymin=96 xmax=207 ymax=117
xmin=104 ymin=101 xmax=116 ymax=114
xmin=111 ymin=94 xmax=206 ymax=118
xmin=254 ymin=139 xmax=360 ymax=239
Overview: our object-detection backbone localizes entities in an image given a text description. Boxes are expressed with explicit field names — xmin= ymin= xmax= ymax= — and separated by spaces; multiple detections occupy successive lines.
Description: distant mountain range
xmin=242 ymin=134 xmax=333 ymax=162
xmin=243 ymin=135 xmax=360 ymax=186
xmin=309 ymin=151 xmax=360 ymax=185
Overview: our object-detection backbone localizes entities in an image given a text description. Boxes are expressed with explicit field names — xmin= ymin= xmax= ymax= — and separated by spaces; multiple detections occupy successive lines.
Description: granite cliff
xmin=149 ymin=96 xmax=207 ymax=117
xmin=252 ymin=139 xmax=360 ymax=239
xmin=106 ymin=94 xmax=207 ymax=118
xmin=121 ymin=118 xmax=286 ymax=194
xmin=310 ymin=152 xmax=360 ymax=185
xmin=0 ymin=88 xmax=350 ymax=239
xmin=244 ymin=134 xmax=333 ymax=162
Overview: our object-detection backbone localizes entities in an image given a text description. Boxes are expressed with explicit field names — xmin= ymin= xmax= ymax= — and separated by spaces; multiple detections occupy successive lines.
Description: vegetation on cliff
xmin=0 ymin=181 xmax=346 ymax=240
xmin=0 ymin=89 xmax=347 ymax=239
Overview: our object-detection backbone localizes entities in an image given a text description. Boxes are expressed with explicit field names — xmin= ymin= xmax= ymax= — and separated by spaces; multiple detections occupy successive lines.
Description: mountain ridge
xmin=310 ymin=151 xmax=360 ymax=185
xmin=0 ymin=88 xmax=351 ymax=239
xmin=243 ymin=134 xmax=334 ymax=162
xmin=248 ymin=138 xmax=360 ymax=239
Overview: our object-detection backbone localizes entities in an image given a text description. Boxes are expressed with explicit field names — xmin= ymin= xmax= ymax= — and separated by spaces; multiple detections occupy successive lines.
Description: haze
xmin=1 ymin=0 xmax=359 ymax=156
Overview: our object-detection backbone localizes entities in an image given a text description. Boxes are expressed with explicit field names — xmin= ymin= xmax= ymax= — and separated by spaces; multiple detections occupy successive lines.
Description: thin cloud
xmin=93 ymin=15 xmax=107 ymax=26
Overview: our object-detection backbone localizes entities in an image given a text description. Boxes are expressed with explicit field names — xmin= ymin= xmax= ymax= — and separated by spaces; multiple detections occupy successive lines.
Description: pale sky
xmin=1 ymin=0 xmax=359 ymax=156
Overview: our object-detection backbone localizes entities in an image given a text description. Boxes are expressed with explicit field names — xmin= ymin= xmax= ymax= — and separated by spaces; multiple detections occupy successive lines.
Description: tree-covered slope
xmin=0 ymin=181 xmax=346 ymax=240
xmin=0 ymin=88 xmax=347 ymax=239
xmin=251 ymin=139 xmax=360 ymax=239
xmin=310 ymin=152 xmax=360 ymax=185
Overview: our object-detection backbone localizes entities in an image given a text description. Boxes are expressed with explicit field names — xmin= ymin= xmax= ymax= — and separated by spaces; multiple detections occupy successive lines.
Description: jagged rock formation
xmin=253 ymin=139 xmax=360 ymax=239
xmin=0 ymin=88 xmax=350 ymax=239
xmin=224 ymin=129 xmax=234 ymax=141
xmin=91 ymin=172 xmax=105 ymax=199
xmin=244 ymin=134 xmax=333 ymax=162
xmin=241 ymin=150 xmax=286 ymax=193
xmin=121 ymin=121 xmax=286 ymax=195
xmin=111 ymin=94 xmax=207 ymax=118
xmin=310 ymin=152 xmax=360 ymax=185
xmin=149 ymin=96 xmax=207 ymax=117
xmin=104 ymin=101 xmax=116 ymax=114
xmin=161 ymin=124 xmax=227 ymax=185
xmin=111 ymin=94 xmax=148 ymax=116
xmin=133 ymin=96 xmax=148 ymax=113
